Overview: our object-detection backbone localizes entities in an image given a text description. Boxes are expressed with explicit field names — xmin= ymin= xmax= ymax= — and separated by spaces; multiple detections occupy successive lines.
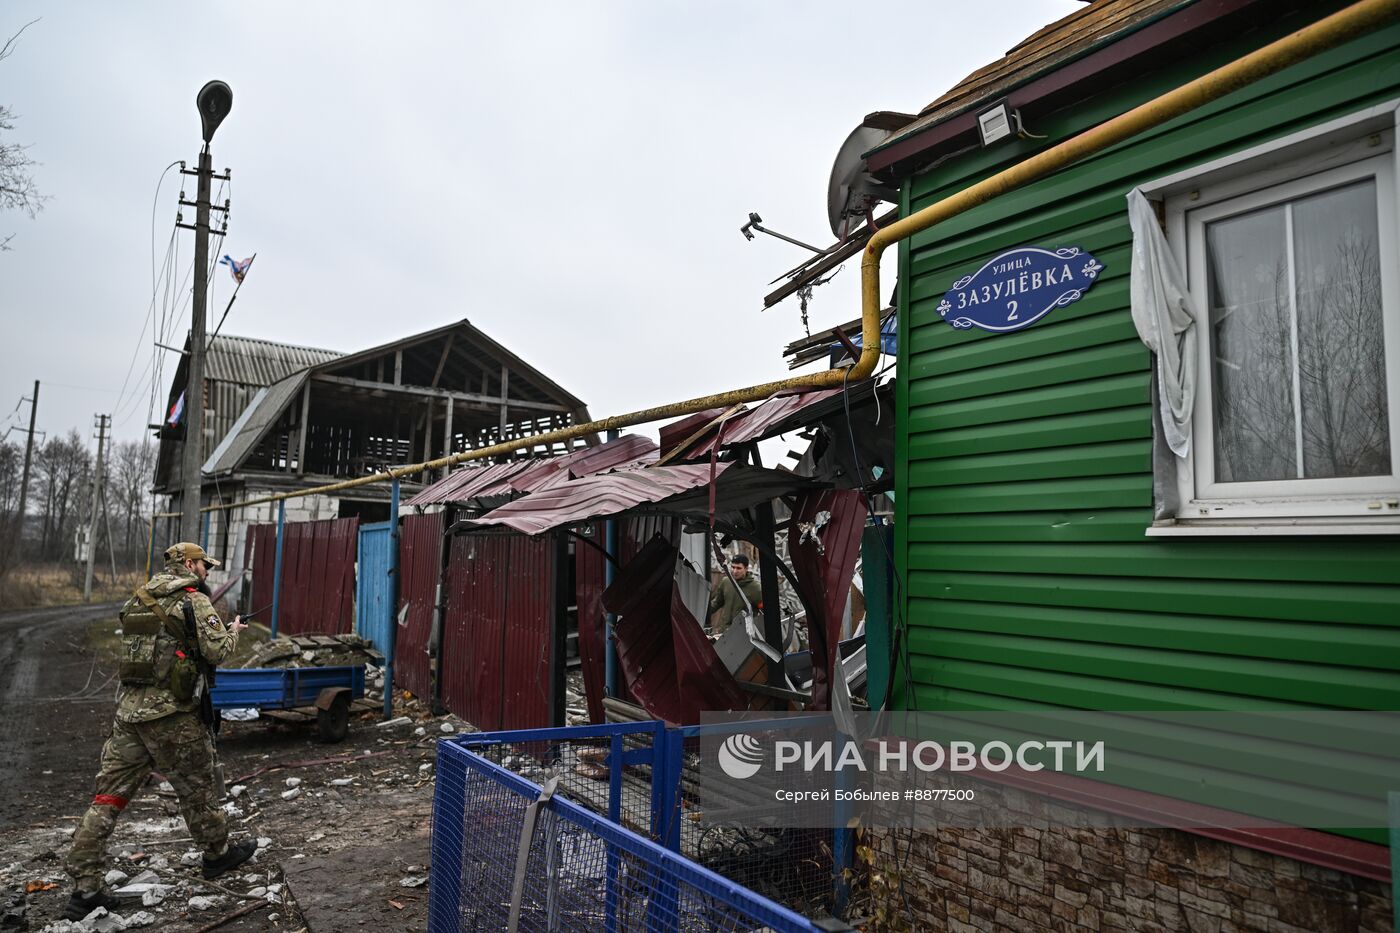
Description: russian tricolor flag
xmin=220 ymin=254 xmax=253 ymax=284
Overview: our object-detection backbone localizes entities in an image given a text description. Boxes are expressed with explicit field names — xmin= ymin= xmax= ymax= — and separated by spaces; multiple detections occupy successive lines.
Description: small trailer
xmin=209 ymin=665 xmax=367 ymax=742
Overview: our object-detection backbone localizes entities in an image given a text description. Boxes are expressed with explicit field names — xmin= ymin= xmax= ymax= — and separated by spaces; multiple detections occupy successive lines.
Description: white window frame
xmin=1142 ymin=101 xmax=1400 ymax=534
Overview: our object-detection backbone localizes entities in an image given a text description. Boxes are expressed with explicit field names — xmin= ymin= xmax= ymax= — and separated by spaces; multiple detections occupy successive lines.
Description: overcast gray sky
xmin=1 ymin=1 xmax=1078 ymax=452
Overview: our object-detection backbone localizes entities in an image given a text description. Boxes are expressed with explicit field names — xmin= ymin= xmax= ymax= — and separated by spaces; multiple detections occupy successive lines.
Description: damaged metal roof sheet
xmin=203 ymin=371 xmax=310 ymax=476
xmin=404 ymin=433 xmax=658 ymax=507
xmin=404 ymin=460 xmax=534 ymax=507
xmin=460 ymin=462 xmax=819 ymax=537
xmin=202 ymin=333 xmax=342 ymax=386
xmin=657 ymin=383 xmax=882 ymax=463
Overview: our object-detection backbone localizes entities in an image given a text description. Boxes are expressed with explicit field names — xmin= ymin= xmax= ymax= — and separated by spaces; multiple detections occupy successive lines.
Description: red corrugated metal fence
xmin=247 ymin=517 xmax=360 ymax=636
xmin=249 ymin=523 xmax=276 ymax=623
xmin=439 ymin=530 xmax=556 ymax=731
xmin=396 ymin=512 xmax=443 ymax=702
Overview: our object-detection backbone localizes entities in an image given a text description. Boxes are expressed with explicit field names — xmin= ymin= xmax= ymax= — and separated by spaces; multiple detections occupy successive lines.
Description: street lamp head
xmin=196 ymin=80 xmax=233 ymax=144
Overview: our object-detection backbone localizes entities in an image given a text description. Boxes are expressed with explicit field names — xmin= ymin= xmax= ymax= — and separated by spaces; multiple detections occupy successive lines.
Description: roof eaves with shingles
xmin=871 ymin=0 xmax=1191 ymax=156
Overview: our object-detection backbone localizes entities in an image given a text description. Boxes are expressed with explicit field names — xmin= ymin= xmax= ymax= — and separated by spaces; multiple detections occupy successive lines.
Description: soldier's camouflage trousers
xmin=65 ymin=713 xmax=228 ymax=892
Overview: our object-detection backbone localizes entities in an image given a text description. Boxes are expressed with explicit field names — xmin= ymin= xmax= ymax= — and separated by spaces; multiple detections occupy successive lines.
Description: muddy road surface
xmin=0 ymin=602 xmax=121 ymax=833
xmin=0 ymin=602 xmax=442 ymax=932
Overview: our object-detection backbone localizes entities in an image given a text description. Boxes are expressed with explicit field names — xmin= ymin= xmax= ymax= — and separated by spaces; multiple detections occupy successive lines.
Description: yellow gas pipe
xmin=200 ymin=0 xmax=1396 ymax=517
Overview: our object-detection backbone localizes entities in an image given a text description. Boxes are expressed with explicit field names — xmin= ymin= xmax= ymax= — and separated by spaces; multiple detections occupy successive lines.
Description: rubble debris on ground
xmin=564 ymin=670 xmax=589 ymax=726
xmin=236 ymin=634 xmax=384 ymax=670
xmin=2 ymin=890 xmax=25 ymax=930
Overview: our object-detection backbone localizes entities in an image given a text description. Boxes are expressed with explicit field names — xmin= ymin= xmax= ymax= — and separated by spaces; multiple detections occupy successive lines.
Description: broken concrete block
xmin=178 ymin=851 xmax=201 ymax=867
xmin=187 ymin=896 xmax=219 ymax=911
xmin=328 ymin=778 xmax=353 ymax=787
xmin=103 ymin=869 xmax=129 ymax=886
xmin=279 ymin=788 xmax=300 ymax=801
xmin=440 ymin=722 xmax=455 ymax=734
xmin=227 ymin=785 xmax=246 ymax=800
xmin=75 ymin=907 xmax=125 ymax=933
xmin=399 ymin=876 xmax=427 ymax=888
xmin=123 ymin=913 xmax=154 ymax=929
xmin=247 ymin=887 xmax=267 ymax=898
xmin=413 ymin=726 xmax=426 ymax=737
xmin=139 ymin=887 xmax=167 ymax=907
xmin=255 ymin=838 xmax=272 ymax=849
xmin=283 ymin=778 xmax=302 ymax=789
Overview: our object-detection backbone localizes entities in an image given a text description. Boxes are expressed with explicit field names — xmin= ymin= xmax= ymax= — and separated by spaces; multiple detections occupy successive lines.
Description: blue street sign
xmin=936 ymin=246 xmax=1104 ymax=333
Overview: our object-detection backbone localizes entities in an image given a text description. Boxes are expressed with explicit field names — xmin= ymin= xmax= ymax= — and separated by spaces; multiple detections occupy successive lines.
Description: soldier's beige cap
xmin=164 ymin=542 xmax=222 ymax=567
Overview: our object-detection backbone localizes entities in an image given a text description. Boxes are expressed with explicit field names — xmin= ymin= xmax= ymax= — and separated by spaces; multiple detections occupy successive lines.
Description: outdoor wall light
xmin=977 ymin=102 xmax=1016 ymax=147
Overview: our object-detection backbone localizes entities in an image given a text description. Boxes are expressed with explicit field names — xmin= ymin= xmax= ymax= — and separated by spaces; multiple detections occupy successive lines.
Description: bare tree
xmin=0 ymin=437 xmax=19 ymax=515
xmin=34 ymin=429 xmax=90 ymax=562
xmin=0 ymin=438 xmax=21 ymax=579
xmin=111 ymin=438 xmax=156 ymax=566
xmin=1 ymin=20 xmax=45 ymax=251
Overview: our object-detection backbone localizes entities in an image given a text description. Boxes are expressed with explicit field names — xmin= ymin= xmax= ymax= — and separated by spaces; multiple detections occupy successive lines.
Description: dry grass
xmin=0 ymin=562 xmax=146 ymax=612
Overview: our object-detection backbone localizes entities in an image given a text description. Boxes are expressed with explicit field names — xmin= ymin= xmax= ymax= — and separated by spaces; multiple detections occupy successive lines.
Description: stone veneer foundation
xmin=866 ymin=824 xmax=1391 ymax=932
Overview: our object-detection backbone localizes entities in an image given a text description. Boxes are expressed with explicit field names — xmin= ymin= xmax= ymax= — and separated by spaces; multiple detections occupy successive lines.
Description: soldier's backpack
xmin=118 ymin=586 xmax=200 ymax=701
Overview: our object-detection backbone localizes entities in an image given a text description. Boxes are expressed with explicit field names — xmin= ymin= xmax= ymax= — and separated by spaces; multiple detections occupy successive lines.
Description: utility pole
xmin=100 ymin=483 xmax=118 ymax=581
xmin=14 ymin=380 xmax=38 ymax=557
xmin=83 ymin=414 xmax=110 ymax=602
xmin=177 ymin=81 xmax=233 ymax=544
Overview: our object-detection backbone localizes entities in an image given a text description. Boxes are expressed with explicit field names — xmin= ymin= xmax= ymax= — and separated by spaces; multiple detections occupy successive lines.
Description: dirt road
xmin=0 ymin=603 xmax=441 ymax=932
xmin=0 ymin=602 xmax=121 ymax=834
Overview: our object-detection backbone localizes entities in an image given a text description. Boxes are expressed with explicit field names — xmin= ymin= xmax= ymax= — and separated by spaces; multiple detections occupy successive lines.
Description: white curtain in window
xmin=1127 ymin=188 xmax=1199 ymax=458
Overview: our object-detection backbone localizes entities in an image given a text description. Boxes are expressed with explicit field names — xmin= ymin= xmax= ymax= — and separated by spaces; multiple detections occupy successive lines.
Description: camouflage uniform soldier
xmin=63 ymin=543 xmax=256 ymax=921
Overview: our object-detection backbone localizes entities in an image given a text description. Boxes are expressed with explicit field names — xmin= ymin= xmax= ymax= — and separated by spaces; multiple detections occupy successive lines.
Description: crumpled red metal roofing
xmin=519 ymin=434 xmax=658 ymax=493
xmin=666 ymin=389 xmax=841 ymax=461
xmin=657 ymin=385 xmax=880 ymax=463
xmin=404 ymin=434 xmax=658 ymax=506
xmin=462 ymin=463 xmax=732 ymax=536
xmin=463 ymin=463 xmax=820 ymax=537
xmin=602 ymin=534 xmax=747 ymax=723
xmin=404 ymin=459 xmax=533 ymax=507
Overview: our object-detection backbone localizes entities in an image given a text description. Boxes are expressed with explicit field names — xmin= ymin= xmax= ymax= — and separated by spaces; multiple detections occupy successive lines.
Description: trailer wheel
xmin=315 ymin=690 xmax=351 ymax=743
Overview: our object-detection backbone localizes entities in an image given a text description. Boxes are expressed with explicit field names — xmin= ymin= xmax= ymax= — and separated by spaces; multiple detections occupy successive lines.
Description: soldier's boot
xmin=202 ymin=839 xmax=257 ymax=880
xmin=63 ymin=888 xmax=120 ymax=921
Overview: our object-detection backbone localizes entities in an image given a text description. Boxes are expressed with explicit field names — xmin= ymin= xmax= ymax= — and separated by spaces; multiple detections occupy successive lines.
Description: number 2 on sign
xmin=1006 ymin=300 xmax=1019 ymax=321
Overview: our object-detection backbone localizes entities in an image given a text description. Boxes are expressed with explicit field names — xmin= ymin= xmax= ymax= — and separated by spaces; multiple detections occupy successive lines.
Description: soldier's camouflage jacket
xmin=115 ymin=563 xmax=238 ymax=723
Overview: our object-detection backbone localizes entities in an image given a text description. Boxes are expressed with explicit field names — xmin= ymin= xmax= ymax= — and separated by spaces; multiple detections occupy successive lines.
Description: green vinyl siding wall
xmin=894 ymin=7 xmax=1400 ymax=722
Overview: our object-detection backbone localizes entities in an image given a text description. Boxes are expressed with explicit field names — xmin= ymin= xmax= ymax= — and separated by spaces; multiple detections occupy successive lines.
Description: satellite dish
xmin=827 ymin=123 xmax=898 ymax=239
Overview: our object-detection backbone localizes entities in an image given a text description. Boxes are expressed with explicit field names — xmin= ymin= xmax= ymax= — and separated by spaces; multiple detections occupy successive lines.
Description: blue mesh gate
xmin=430 ymin=730 xmax=830 ymax=932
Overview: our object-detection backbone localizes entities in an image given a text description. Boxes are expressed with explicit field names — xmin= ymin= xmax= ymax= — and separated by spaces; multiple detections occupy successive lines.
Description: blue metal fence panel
xmin=429 ymin=738 xmax=825 ymax=933
xmin=355 ymin=520 xmax=394 ymax=651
